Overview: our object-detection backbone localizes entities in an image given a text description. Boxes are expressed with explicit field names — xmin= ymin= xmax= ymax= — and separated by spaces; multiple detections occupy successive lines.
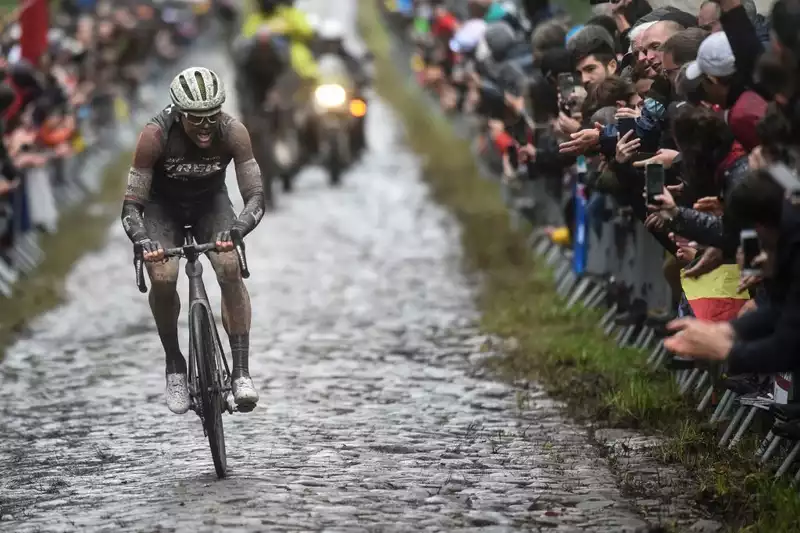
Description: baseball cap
xmin=685 ymin=31 xmax=736 ymax=81
xmin=449 ymin=19 xmax=487 ymax=53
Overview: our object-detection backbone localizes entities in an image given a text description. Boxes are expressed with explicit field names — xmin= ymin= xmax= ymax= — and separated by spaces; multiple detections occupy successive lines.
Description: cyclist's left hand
xmin=215 ymin=230 xmax=235 ymax=252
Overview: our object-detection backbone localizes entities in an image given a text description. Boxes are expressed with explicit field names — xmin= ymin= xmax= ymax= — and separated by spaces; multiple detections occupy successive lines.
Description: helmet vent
xmin=179 ymin=75 xmax=195 ymax=101
xmin=195 ymin=71 xmax=207 ymax=99
xmin=210 ymin=71 xmax=219 ymax=98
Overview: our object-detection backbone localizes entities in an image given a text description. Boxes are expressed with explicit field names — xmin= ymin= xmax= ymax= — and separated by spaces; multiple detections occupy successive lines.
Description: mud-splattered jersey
xmin=148 ymin=105 xmax=235 ymax=210
xmin=121 ymin=105 xmax=266 ymax=244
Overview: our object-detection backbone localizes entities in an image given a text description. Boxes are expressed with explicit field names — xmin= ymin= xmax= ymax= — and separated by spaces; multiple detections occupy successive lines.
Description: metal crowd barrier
xmin=378 ymin=4 xmax=800 ymax=484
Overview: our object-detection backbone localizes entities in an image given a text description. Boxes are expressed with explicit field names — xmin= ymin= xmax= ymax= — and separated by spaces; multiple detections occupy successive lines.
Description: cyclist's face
xmin=181 ymin=112 xmax=220 ymax=149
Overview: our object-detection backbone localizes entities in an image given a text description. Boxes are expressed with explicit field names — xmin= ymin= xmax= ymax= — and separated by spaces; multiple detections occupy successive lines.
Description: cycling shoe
xmin=166 ymin=373 xmax=190 ymax=414
xmin=232 ymin=375 xmax=259 ymax=411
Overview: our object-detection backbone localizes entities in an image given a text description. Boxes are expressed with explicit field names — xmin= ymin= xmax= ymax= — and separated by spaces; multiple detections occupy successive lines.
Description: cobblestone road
xmin=0 ymin=6 xmax=667 ymax=533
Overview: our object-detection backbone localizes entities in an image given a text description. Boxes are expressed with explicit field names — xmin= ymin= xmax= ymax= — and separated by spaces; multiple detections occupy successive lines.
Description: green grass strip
xmin=0 ymin=151 xmax=132 ymax=358
xmin=357 ymin=1 xmax=800 ymax=530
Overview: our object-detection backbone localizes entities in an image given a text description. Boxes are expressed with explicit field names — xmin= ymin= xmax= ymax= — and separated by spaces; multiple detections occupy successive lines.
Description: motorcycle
xmin=309 ymin=54 xmax=366 ymax=186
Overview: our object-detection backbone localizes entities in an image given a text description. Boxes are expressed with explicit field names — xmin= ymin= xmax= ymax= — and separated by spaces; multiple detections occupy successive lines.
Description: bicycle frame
xmin=181 ymin=228 xmax=234 ymax=415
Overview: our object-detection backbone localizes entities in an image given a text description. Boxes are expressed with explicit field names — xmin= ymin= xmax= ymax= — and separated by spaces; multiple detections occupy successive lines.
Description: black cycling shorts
xmin=144 ymin=192 xmax=236 ymax=248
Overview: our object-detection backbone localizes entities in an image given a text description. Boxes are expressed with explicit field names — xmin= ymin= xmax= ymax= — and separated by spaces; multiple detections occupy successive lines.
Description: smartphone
xmin=741 ymin=229 xmax=762 ymax=277
xmin=645 ymin=163 xmax=665 ymax=205
xmin=618 ymin=117 xmax=636 ymax=139
xmin=557 ymin=73 xmax=575 ymax=114
xmin=599 ymin=131 xmax=618 ymax=157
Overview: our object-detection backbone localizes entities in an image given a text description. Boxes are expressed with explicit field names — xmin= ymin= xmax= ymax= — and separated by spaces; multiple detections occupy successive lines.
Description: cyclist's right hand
xmin=138 ymin=238 xmax=165 ymax=262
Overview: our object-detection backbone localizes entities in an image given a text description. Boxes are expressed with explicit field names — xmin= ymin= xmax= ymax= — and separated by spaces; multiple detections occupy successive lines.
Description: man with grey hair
xmin=640 ymin=20 xmax=683 ymax=77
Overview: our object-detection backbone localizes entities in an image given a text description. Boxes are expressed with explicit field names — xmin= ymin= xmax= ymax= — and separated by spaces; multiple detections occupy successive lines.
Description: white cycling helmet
xmin=169 ymin=67 xmax=226 ymax=116
xmin=318 ymin=19 xmax=344 ymax=42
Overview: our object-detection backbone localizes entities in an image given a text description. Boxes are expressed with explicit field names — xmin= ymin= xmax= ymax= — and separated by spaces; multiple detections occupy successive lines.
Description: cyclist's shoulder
xmin=219 ymin=112 xmax=249 ymax=143
xmin=137 ymin=105 xmax=180 ymax=153
xmin=147 ymin=104 xmax=178 ymax=133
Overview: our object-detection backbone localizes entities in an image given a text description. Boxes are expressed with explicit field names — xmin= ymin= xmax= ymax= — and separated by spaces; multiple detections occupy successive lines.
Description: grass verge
xmin=357 ymin=1 xmax=800 ymax=530
xmin=0 ymin=152 xmax=131 ymax=358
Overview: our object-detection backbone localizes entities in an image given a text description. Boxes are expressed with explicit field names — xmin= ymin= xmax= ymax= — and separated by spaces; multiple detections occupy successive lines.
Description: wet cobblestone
xmin=0 ymin=10 xmax=677 ymax=533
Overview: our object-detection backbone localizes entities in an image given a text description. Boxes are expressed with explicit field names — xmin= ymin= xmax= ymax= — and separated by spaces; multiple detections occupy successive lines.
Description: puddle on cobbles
xmin=0 ymin=4 xmax=711 ymax=532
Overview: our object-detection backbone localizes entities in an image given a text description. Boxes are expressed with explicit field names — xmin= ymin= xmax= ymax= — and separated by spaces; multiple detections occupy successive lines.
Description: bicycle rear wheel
xmin=191 ymin=306 xmax=227 ymax=479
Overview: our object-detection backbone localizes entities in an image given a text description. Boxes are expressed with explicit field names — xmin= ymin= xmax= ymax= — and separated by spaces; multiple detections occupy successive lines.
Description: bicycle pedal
xmin=225 ymin=393 xmax=237 ymax=414
xmin=235 ymin=401 xmax=257 ymax=413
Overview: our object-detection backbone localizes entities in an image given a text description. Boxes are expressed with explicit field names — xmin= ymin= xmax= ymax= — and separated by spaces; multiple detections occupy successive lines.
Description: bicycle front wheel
xmin=191 ymin=306 xmax=227 ymax=479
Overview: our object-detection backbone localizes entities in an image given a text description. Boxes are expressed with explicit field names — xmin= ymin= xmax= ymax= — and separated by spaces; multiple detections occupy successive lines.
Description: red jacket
xmin=432 ymin=11 xmax=459 ymax=38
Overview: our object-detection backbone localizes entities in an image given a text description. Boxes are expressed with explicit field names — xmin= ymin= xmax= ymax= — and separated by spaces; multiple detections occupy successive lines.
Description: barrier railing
xmin=378 ymin=3 xmax=800 ymax=485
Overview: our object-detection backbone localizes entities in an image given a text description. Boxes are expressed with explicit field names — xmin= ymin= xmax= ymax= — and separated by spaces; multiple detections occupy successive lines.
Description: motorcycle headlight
xmin=314 ymin=84 xmax=347 ymax=109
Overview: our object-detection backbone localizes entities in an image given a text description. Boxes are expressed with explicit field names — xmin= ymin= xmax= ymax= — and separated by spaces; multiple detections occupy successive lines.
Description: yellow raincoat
xmin=241 ymin=4 xmax=318 ymax=81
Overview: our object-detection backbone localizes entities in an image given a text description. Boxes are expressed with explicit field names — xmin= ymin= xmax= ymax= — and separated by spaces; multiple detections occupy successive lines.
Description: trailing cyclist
xmin=240 ymin=0 xmax=318 ymax=87
xmin=120 ymin=67 xmax=266 ymax=415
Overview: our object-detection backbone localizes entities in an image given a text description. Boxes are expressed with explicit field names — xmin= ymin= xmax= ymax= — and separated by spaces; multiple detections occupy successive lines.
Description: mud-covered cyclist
xmin=121 ymin=67 xmax=266 ymax=414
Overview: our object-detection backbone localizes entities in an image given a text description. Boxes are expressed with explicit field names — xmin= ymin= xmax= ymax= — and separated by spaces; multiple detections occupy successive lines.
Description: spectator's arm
xmin=727 ymin=257 xmax=800 ymax=374
xmin=0 ymin=177 xmax=19 ymax=196
xmin=720 ymin=3 xmax=763 ymax=88
xmin=730 ymin=300 xmax=777 ymax=341
xmin=614 ymin=163 xmax=679 ymax=255
xmin=671 ymin=208 xmax=728 ymax=247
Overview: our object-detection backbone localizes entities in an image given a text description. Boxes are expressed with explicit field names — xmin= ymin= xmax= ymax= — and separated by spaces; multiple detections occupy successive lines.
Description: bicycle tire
xmin=191 ymin=306 xmax=227 ymax=479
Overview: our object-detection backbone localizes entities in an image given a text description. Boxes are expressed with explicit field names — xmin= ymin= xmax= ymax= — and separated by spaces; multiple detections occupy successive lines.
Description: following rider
xmin=240 ymin=0 xmax=318 ymax=86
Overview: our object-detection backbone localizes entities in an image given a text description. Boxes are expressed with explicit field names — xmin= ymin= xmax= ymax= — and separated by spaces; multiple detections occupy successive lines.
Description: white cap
xmin=685 ymin=31 xmax=736 ymax=80
xmin=449 ymin=19 xmax=486 ymax=53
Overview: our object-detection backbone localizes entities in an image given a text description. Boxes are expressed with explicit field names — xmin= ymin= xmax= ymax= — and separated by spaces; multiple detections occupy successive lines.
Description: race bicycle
xmin=133 ymin=224 xmax=251 ymax=479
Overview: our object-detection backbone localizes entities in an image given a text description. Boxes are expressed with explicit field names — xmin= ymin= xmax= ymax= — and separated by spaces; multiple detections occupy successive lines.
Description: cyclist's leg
xmin=195 ymin=194 xmax=258 ymax=405
xmin=143 ymin=201 xmax=185 ymax=373
xmin=143 ymin=201 xmax=190 ymax=414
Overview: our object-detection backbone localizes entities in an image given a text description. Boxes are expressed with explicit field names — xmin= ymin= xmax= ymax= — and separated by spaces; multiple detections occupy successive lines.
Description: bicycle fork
xmin=185 ymin=258 xmax=236 ymax=419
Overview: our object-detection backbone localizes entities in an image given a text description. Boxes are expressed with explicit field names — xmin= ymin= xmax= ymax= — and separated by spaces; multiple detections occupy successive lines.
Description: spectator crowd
xmin=381 ymin=0 xmax=800 ymax=483
xmin=0 ymin=0 xmax=201 ymax=297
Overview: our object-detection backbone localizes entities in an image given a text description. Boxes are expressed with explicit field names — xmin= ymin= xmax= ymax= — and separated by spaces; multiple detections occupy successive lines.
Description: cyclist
xmin=233 ymin=24 xmax=292 ymax=119
xmin=121 ymin=67 xmax=266 ymax=414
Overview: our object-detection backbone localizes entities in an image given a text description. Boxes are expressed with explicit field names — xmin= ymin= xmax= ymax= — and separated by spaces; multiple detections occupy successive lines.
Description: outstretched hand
xmin=664 ymin=318 xmax=734 ymax=361
xmin=559 ymin=122 xmax=603 ymax=155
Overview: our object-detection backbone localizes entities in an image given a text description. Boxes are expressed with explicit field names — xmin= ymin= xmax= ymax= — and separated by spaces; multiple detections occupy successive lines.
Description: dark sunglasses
xmin=183 ymin=112 xmax=220 ymax=126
